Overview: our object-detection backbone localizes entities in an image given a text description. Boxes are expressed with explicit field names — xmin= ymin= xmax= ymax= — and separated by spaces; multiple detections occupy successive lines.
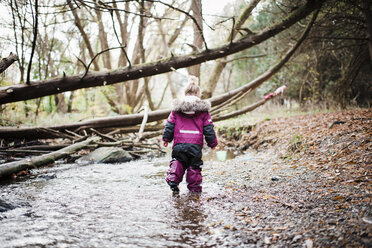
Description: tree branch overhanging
xmin=0 ymin=0 xmax=325 ymax=105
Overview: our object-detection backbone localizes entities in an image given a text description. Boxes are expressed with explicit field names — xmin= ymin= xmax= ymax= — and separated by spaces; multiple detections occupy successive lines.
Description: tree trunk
xmin=362 ymin=0 xmax=372 ymax=60
xmin=68 ymin=0 xmax=100 ymax=71
xmin=95 ymin=1 xmax=112 ymax=70
xmin=201 ymin=0 xmax=261 ymax=99
xmin=113 ymin=0 xmax=130 ymax=110
xmin=0 ymin=52 xmax=18 ymax=73
xmin=114 ymin=0 xmax=130 ymax=68
xmin=187 ymin=0 xmax=203 ymax=78
xmin=157 ymin=19 xmax=178 ymax=99
xmin=0 ymin=137 xmax=99 ymax=180
xmin=54 ymin=93 xmax=67 ymax=113
xmin=335 ymin=47 xmax=369 ymax=108
xmin=0 ymin=0 xmax=324 ymax=105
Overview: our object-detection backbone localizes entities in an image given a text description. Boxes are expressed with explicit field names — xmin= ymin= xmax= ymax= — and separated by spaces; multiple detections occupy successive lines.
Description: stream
xmin=0 ymin=152 xmax=245 ymax=248
xmin=2 ymin=149 xmax=369 ymax=247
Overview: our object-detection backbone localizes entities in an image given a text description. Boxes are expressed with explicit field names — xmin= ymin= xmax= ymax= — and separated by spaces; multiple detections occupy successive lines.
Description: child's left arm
xmin=203 ymin=113 xmax=218 ymax=148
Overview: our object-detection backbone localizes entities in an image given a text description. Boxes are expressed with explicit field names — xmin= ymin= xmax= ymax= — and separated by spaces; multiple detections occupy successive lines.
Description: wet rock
xmin=77 ymin=147 xmax=133 ymax=164
xmin=0 ymin=199 xmax=16 ymax=212
xmin=0 ymin=199 xmax=30 ymax=212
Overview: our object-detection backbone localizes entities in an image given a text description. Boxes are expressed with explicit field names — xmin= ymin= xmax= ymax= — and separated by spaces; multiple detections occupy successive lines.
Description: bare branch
xmin=0 ymin=53 xmax=18 ymax=74
xmin=82 ymin=46 xmax=127 ymax=79
xmin=134 ymin=106 xmax=149 ymax=144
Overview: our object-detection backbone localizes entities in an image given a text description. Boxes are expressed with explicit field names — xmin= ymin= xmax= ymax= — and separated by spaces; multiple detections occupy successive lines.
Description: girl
xmin=162 ymin=76 xmax=218 ymax=194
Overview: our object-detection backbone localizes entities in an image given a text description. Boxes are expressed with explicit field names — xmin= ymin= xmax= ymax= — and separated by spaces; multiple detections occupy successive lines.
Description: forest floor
xmin=202 ymin=108 xmax=371 ymax=247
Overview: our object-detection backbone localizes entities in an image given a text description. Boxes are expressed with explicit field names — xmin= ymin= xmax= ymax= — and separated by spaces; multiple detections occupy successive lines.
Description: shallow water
xmin=0 ymin=156 xmax=244 ymax=248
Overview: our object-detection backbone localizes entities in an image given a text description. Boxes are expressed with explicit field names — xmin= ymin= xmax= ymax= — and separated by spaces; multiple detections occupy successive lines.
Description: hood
xmin=172 ymin=96 xmax=211 ymax=113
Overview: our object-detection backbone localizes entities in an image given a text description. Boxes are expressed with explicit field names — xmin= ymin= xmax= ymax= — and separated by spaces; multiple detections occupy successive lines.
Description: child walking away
xmin=162 ymin=76 xmax=218 ymax=195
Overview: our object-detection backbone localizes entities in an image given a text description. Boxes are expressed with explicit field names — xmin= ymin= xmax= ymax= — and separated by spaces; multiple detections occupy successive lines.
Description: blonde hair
xmin=184 ymin=76 xmax=200 ymax=96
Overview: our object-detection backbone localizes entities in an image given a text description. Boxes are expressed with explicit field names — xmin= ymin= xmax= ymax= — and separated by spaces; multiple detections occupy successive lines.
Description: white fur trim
xmin=171 ymin=96 xmax=211 ymax=112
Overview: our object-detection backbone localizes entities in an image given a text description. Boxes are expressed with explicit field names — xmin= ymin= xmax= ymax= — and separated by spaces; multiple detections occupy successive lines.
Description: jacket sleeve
xmin=203 ymin=112 xmax=218 ymax=148
xmin=162 ymin=112 xmax=176 ymax=142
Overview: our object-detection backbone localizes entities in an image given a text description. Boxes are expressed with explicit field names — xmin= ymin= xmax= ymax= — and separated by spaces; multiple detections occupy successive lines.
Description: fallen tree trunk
xmin=0 ymin=93 xmax=274 ymax=139
xmin=0 ymin=0 xmax=324 ymax=105
xmin=0 ymin=89 xmax=285 ymax=140
xmin=0 ymin=52 xmax=18 ymax=74
xmin=0 ymin=109 xmax=170 ymax=139
xmin=0 ymin=137 xmax=99 ymax=180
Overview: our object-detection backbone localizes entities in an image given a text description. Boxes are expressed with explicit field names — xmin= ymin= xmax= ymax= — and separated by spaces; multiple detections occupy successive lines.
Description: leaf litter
xmin=202 ymin=109 xmax=371 ymax=247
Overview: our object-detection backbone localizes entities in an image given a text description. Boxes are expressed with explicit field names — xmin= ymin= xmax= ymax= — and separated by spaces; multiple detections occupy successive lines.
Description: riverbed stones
xmin=77 ymin=147 xmax=133 ymax=164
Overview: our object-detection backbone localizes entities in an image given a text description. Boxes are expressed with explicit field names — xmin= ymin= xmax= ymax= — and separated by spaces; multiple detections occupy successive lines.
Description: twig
xmin=329 ymin=120 xmax=346 ymax=129
xmin=74 ymin=55 xmax=88 ymax=71
xmin=73 ymin=135 xmax=89 ymax=143
xmin=39 ymin=128 xmax=76 ymax=140
xmin=81 ymin=46 xmax=127 ymax=79
xmin=89 ymin=128 xmax=118 ymax=142
xmin=64 ymin=129 xmax=83 ymax=139
xmin=134 ymin=106 xmax=149 ymax=144
xmin=141 ymin=130 xmax=163 ymax=140
xmin=94 ymin=140 xmax=133 ymax=147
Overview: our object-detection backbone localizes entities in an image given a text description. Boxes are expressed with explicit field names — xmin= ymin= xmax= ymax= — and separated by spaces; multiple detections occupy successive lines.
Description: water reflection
xmin=171 ymin=194 xmax=207 ymax=246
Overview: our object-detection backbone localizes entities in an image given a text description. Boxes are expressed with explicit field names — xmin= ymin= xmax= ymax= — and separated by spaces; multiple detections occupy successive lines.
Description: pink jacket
xmin=163 ymin=96 xmax=218 ymax=148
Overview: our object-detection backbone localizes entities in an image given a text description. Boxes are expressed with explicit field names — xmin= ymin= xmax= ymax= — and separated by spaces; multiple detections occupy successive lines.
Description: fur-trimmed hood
xmin=171 ymin=96 xmax=211 ymax=113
